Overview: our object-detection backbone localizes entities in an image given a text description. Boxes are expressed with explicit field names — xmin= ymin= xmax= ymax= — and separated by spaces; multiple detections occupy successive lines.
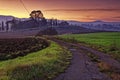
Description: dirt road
xmin=50 ymin=38 xmax=120 ymax=80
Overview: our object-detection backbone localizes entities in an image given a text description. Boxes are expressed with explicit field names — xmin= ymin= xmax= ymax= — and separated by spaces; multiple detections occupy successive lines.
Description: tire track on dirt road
xmin=50 ymin=39 xmax=113 ymax=80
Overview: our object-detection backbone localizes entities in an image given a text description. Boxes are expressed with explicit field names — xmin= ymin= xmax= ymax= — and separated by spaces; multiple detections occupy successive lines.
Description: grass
xmin=0 ymin=41 xmax=72 ymax=80
xmin=58 ymin=32 xmax=120 ymax=60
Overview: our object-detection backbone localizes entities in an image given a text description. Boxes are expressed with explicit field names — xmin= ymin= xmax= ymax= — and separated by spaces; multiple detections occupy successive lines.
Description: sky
xmin=0 ymin=0 xmax=120 ymax=22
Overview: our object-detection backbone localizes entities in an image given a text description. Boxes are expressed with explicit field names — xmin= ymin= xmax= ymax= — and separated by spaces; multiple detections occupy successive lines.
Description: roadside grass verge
xmin=0 ymin=41 xmax=72 ymax=80
xmin=57 ymin=32 xmax=120 ymax=61
xmin=86 ymin=50 xmax=120 ymax=80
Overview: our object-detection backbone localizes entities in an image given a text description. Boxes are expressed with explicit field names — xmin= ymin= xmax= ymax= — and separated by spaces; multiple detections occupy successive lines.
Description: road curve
xmin=50 ymin=39 xmax=116 ymax=80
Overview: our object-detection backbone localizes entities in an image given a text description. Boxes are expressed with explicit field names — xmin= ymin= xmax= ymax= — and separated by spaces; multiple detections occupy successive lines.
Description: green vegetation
xmin=0 ymin=41 xmax=72 ymax=80
xmin=58 ymin=32 xmax=120 ymax=60
xmin=0 ymin=37 xmax=49 ymax=60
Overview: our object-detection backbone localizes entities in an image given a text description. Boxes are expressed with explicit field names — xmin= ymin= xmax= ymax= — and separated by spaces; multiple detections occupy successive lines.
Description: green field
xmin=0 ymin=41 xmax=71 ymax=80
xmin=58 ymin=32 xmax=120 ymax=60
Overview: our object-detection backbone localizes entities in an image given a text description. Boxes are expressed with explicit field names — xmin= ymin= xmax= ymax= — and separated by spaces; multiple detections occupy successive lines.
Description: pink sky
xmin=0 ymin=0 xmax=120 ymax=22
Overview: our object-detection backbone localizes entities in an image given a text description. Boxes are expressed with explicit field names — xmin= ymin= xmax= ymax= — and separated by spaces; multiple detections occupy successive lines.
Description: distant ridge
xmin=67 ymin=20 xmax=120 ymax=31
xmin=0 ymin=15 xmax=14 ymax=22
xmin=93 ymin=20 xmax=104 ymax=23
xmin=67 ymin=20 xmax=120 ymax=23
xmin=0 ymin=15 xmax=14 ymax=18
xmin=0 ymin=15 xmax=120 ymax=32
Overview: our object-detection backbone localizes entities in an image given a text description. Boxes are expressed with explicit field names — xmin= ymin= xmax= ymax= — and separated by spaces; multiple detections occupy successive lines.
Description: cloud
xmin=112 ymin=16 xmax=120 ymax=19
xmin=45 ymin=9 xmax=120 ymax=12
xmin=66 ymin=15 xmax=120 ymax=21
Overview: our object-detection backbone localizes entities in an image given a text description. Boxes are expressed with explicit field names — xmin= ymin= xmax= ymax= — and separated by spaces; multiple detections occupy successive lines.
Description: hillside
xmin=55 ymin=25 xmax=102 ymax=34
xmin=68 ymin=20 xmax=120 ymax=31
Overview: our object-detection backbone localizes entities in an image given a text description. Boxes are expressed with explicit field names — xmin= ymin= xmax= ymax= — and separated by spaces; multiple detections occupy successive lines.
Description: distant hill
xmin=55 ymin=25 xmax=101 ymax=34
xmin=0 ymin=15 xmax=120 ymax=36
xmin=68 ymin=20 xmax=120 ymax=31
xmin=0 ymin=15 xmax=14 ymax=21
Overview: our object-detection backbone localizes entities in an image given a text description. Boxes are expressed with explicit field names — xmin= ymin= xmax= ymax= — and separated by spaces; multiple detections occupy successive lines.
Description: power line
xmin=19 ymin=0 xmax=29 ymax=14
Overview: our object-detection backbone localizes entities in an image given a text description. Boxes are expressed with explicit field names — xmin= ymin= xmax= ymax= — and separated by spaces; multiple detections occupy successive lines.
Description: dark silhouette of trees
xmin=1 ymin=21 xmax=4 ymax=30
xmin=41 ymin=17 xmax=47 ymax=26
xmin=59 ymin=21 xmax=69 ymax=26
xmin=48 ymin=19 xmax=58 ymax=26
xmin=53 ymin=19 xmax=58 ymax=26
xmin=29 ymin=10 xmax=47 ymax=26
xmin=30 ymin=10 xmax=44 ymax=20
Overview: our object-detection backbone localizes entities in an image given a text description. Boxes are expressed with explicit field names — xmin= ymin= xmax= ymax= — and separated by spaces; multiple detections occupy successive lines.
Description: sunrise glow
xmin=0 ymin=0 xmax=120 ymax=22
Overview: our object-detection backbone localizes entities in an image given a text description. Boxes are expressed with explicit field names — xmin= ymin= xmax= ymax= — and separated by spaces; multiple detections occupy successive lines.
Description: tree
xmin=29 ymin=10 xmax=47 ymax=26
xmin=30 ymin=10 xmax=44 ymax=20
xmin=41 ymin=17 xmax=47 ymax=26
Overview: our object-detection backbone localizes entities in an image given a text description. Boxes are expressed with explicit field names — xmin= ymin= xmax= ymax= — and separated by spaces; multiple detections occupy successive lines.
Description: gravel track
xmin=51 ymin=39 xmax=120 ymax=80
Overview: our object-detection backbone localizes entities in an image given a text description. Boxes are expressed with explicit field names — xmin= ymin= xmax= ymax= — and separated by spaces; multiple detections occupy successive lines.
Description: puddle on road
xmin=69 ymin=48 xmax=77 ymax=51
